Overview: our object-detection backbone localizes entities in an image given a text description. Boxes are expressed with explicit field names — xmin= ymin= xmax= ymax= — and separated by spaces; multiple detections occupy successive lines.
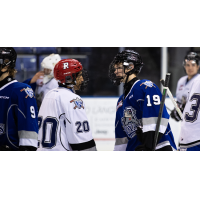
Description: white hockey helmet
xmin=41 ymin=54 xmax=61 ymax=84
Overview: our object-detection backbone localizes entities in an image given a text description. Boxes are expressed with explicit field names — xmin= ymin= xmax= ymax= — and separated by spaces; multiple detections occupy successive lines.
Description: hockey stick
xmin=153 ymin=73 xmax=171 ymax=151
xmin=160 ymin=79 xmax=183 ymax=120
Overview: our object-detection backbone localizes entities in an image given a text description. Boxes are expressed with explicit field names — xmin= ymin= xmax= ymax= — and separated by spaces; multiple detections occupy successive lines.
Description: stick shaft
xmin=160 ymin=80 xmax=182 ymax=119
xmin=153 ymin=73 xmax=171 ymax=151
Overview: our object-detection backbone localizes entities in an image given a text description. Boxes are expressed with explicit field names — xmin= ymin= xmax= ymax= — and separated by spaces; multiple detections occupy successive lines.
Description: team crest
xmin=140 ymin=81 xmax=156 ymax=89
xmin=0 ymin=124 xmax=5 ymax=135
xmin=20 ymin=87 xmax=35 ymax=98
xmin=121 ymin=106 xmax=141 ymax=138
xmin=70 ymin=97 xmax=84 ymax=109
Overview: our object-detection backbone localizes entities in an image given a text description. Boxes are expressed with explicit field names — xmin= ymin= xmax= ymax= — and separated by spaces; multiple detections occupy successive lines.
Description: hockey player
xmin=0 ymin=47 xmax=38 ymax=151
xmin=170 ymin=52 xmax=200 ymax=121
xmin=109 ymin=50 xmax=177 ymax=151
xmin=37 ymin=59 xmax=97 ymax=151
xmin=180 ymin=77 xmax=200 ymax=151
xmin=23 ymin=54 xmax=61 ymax=109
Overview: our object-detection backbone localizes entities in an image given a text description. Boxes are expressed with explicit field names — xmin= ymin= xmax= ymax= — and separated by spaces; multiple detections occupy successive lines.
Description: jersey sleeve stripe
xmin=142 ymin=117 xmax=168 ymax=126
xmin=155 ymin=141 xmax=170 ymax=150
xmin=69 ymin=139 xmax=96 ymax=151
xmin=143 ymin=124 xmax=167 ymax=134
xmin=18 ymin=131 xmax=38 ymax=140
xmin=115 ymin=137 xmax=128 ymax=145
xmin=180 ymin=140 xmax=200 ymax=149
xmin=19 ymin=138 xmax=38 ymax=148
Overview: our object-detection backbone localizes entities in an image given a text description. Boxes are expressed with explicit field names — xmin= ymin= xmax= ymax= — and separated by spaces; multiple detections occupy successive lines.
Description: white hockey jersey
xmin=176 ymin=74 xmax=200 ymax=103
xmin=37 ymin=87 xmax=96 ymax=151
xmin=180 ymin=77 xmax=200 ymax=149
xmin=35 ymin=78 xmax=58 ymax=103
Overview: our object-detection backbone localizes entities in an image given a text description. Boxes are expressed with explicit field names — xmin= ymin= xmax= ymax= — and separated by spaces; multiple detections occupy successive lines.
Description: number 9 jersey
xmin=37 ymin=87 xmax=97 ymax=151
xmin=0 ymin=77 xmax=38 ymax=150
xmin=180 ymin=78 xmax=200 ymax=150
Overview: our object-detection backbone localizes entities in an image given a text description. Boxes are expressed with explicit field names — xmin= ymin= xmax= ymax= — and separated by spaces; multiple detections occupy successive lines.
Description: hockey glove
xmin=135 ymin=127 xmax=151 ymax=151
xmin=135 ymin=126 xmax=143 ymax=143
xmin=135 ymin=126 xmax=164 ymax=151
xmin=170 ymin=102 xmax=185 ymax=122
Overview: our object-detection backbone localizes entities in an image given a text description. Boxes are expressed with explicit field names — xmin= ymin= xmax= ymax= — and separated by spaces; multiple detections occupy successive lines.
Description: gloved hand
xmin=135 ymin=126 xmax=151 ymax=151
xmin=135 ymin=126 xmax=143 ymax=143
xmin=170 ymin=101 xmax=185 ymax=122
xmin=170 ymin=108 xmax=182 ymax=121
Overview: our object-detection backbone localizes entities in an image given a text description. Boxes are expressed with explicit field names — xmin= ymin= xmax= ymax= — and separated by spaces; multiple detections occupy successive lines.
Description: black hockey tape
xmin=164 ymin=73 xmax=171 ymax=87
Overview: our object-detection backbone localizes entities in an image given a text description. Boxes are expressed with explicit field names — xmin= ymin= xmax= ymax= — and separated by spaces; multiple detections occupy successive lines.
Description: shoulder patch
xmin=140 ymin=81 xmax=156 ymax=89
xmin=70 ymin=97 xmax=84 ymax=109
xmin=20 ymin=87 xmax=35 ymax=98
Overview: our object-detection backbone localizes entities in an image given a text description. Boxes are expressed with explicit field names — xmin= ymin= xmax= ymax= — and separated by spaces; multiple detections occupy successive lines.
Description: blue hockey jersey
xmin=114 ymin=79 xmax=177 ymax=151
xmin=0 ymin=77 xmax=38 ymax=150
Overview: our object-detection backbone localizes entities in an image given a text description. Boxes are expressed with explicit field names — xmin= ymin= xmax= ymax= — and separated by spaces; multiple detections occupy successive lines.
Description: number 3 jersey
xmin=37 ymin=86 xmax=96 ymax=151
xmin=114 ymin=79 xmax=177 ymax=151
xmin=0 ymin=77 xmax=38 ymax=150
xmin=180 ymin=78 xmax=200 ymax=149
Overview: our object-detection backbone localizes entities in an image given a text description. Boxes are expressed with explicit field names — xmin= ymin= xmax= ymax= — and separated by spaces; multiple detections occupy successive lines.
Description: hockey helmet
xmin=109 ymin=50 xmax=144 ymax=85
xmin=0 ymin=47 xmax=17 ymax=69
xmin=41 ymin=54 xmax=61 ymax=84
xmin=54 ymin=59 xmax=89 ymax=91
xmin=183 ymin=52 xmax=200 ymax=66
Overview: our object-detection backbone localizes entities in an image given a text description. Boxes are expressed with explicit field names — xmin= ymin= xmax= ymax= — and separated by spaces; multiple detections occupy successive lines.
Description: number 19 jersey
xmin=37 ymin=87 xmax=96 ymax=151
xmin=180 ymin=78 xmax=200 ymax=149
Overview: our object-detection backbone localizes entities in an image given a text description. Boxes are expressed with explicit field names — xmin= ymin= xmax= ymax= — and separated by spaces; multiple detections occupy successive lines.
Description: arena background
xmin=14 ymin=47 xmax=199 ymax=150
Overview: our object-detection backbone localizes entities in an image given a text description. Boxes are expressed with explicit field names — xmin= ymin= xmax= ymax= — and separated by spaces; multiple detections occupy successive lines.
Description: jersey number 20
xmin=38 ymin=116 xmax=58 ymax=148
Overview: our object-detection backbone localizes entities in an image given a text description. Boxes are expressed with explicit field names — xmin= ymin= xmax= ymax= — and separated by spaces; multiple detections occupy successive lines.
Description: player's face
xmin=114 ymin=63 xmax=125 ymax=80
xmin=184 ymin=60 xmax=199 ymax=77
xmin=74 ymin=71 xmax=84 ymax=90
xmin=43 ymin=68 xmax=52 ymax=75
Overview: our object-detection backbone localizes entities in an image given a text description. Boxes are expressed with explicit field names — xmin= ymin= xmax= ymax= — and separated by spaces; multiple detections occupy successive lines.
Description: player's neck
xmin=127 ymin=74 xmax=137 ymax=82
xmin=0 ymin=73 xmax=9 ymax=82
xmin=188 ymin=74 xmax=197 ymax=81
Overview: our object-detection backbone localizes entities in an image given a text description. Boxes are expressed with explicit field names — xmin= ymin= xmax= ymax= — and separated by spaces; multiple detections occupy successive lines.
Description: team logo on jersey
xmin=179 ymin=85 xmax=183 ymax=91
xmin=140 ymin=81 xmax=156 ymax=89
xmin=0 ymin=124 xmax=5 ymax=135
xmin=70 ymin=97 xmax=84 ymax=109
xmin=20 ymin=87 xmax=35 ymax=98
xmin=121 ymin=106 xmax=141 ymax=138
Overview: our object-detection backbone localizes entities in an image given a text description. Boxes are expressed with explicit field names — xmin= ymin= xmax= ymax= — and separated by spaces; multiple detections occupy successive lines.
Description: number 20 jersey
xmin=114 ymin=79 xmax=177 ymax=151
xmin=37 ymin=87 xmax=96 ymax=151
xmin=180 ymin=78 xmax=200 ymax=148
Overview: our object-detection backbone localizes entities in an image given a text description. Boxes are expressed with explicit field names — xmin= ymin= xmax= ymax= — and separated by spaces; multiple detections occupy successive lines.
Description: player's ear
xmin=128 ymin=64 xmax=134 ymax=70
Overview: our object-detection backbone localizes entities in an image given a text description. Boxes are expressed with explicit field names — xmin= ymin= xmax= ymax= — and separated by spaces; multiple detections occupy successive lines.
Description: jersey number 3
xmin=185 ymin=93 xmax=200 ymax=123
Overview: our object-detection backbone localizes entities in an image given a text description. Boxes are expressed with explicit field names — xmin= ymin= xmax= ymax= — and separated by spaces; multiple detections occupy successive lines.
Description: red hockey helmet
xmin=54 ymin=59 xmax=83 ymax=84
